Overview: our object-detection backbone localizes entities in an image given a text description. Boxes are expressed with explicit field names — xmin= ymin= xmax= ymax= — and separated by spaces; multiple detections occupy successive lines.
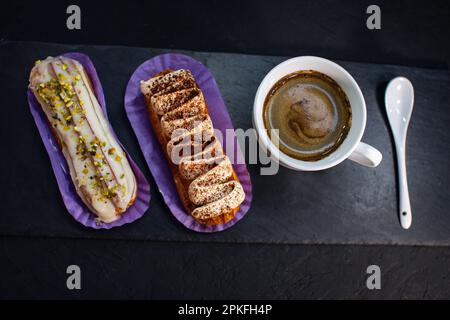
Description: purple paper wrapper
xmin=125 ymin=53 xmax=253 ymax=233
xmin=27 ymin=52 xmax=151 ymax=229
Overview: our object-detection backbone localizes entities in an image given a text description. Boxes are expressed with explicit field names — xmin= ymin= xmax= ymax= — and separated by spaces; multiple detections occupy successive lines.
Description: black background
xmin=1 ymin=0 xmax=450 ymax=299
xmin=2 ymin=0 xmax=450 ymax=69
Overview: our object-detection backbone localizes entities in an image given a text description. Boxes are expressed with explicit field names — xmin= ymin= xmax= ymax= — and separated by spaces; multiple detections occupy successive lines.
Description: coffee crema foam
xmin=263 ymin=70 xmax=352 ymax=161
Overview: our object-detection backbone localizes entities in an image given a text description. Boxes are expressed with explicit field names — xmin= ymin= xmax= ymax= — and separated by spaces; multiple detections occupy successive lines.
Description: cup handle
xmin=348 ymin=142 xmax=382 ymax=168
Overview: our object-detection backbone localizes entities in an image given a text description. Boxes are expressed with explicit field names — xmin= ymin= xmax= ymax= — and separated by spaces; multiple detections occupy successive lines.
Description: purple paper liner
xmin=27 ymin=52 xmax=151 ymax=229
xmin=125 ymin=53 xmax=253 ymax=233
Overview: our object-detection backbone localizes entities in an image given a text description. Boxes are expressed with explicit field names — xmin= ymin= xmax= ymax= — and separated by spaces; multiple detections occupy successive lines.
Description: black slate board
xmin=1 ymin=40 xmax=450 ymax=245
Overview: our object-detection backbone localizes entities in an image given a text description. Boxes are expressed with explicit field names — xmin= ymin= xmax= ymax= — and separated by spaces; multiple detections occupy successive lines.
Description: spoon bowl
xmin=385 ymin=77 xmax=414 ymax=138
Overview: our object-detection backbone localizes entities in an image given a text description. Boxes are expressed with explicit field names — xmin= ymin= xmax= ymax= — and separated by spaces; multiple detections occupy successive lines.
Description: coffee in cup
xmin=263 ymin=70 xmax=352 ymax=161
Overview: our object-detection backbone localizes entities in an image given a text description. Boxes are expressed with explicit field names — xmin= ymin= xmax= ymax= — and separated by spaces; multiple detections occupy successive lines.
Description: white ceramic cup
xmin=253 ymin=56 xmax=382 ymax=171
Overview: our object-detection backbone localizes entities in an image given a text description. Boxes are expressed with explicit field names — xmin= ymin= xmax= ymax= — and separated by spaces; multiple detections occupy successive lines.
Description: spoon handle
xmin=395 ymin=141 xmax=412 ymax=229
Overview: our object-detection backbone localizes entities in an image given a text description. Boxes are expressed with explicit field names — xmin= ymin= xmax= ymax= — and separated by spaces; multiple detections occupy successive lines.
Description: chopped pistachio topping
xmin=35 ymin=74 xmax=125 ymax=203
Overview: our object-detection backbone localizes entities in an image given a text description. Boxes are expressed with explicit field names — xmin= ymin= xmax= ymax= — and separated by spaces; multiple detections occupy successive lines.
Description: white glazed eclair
xmin=29 ymin=56 xmax=137 ymax=223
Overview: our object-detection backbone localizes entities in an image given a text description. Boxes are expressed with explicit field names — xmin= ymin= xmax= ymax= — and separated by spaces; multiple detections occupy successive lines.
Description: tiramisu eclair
xmin=140 ymin=69 xmax=245 ymax=225
xmin=29 ymin=56 xmax=137 ymax=223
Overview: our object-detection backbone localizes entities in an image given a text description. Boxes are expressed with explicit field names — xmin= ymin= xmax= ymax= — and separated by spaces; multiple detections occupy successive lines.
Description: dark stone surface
xmin=1 ymin=237 xmax=450 ymax=299
xmin=1 ymin=0 xmax=450 ymax=299
xmin=1 ymin=40 xmax=449 ymax=246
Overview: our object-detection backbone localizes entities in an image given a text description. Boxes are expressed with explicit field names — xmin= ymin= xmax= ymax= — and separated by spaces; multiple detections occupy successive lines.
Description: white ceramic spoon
xmin=385 ymin=77 xmax=414 ymax=229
